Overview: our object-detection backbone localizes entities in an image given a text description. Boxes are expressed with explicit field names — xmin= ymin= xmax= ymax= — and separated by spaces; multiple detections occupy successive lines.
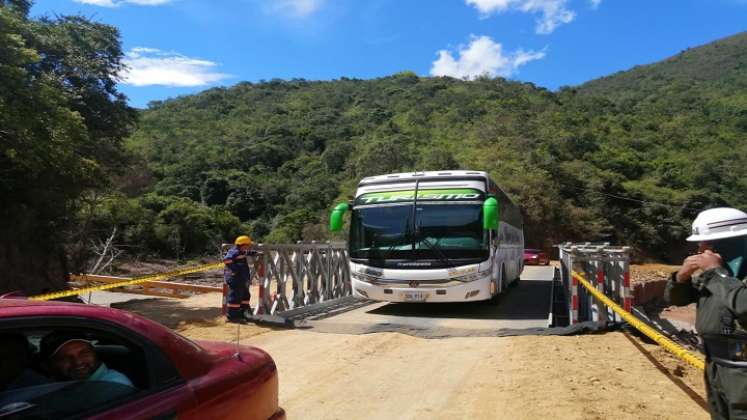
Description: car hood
xmin=194 ymin=339 xmax=273 ymax=364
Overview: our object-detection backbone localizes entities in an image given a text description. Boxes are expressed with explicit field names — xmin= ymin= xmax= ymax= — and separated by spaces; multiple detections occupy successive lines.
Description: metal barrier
xmin=558 ymin=242 xmax=632 ymax=325
xmin=558 ymin=242 xmax=705 ymax=371
xmin=31 ymin=241 xmax=350 ymax=318
xmin=222 ymin=241 xmax=351 ymax=316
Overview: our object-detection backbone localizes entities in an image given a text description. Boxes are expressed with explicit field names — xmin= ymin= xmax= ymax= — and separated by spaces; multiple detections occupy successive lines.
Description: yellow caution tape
xmin=30 ymin=262 xmax=224 ymax=301
xmin=572 ymin=271 xmax=705 ymax=371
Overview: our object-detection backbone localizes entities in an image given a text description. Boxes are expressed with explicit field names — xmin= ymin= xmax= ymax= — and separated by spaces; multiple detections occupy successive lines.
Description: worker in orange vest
xmin=223 ymin=235 xmax=256 ymax=323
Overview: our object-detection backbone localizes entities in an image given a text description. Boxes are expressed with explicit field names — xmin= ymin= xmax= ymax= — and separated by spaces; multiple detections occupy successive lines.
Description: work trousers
xmin=706 ymin=361 xmax=747 ymax=419
xmin=226 ymin=276 xmax=251 ymax=320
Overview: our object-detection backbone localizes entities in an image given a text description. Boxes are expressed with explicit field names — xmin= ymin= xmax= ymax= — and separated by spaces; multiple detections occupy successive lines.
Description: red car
xmin=0 ymin=297 xmax=284 ymax=420
xmin=523 ymin=248 xmax=550 ymax=265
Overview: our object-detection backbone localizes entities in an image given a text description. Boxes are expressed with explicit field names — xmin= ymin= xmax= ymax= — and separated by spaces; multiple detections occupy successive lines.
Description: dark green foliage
xmin=0 ymin=3 xmax=137 ymax=293
xmin=126 ymin=33 xmax=747 ymax=261
xmin=7 ymin=0 xmax=747 ymax=280
xmin=83 ymin=194 xmax=246 ymax=259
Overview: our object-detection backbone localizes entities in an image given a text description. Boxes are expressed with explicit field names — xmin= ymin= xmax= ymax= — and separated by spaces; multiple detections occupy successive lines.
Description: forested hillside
xmin=117 ymin=31 xmax=747 ymax=262
xmin=4 ymin=0 xmax=746 ymax=298
xmin=578 ymin=32 xmax=747 ymax=101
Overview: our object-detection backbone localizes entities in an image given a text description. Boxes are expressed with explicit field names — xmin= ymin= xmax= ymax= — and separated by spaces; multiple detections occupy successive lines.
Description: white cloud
xmin=589 ymin=0 xmax=602 ymax=9
xmin=267 ymin=0 xmax=324 ymax=18
xmin=465 ymin=0 xmax=576 ymax=34
xmin=74 ymin=0 xmax=117 ymax=6
xmin=121 ymin=48 xmax=230 ymax=87
xmin=74 ymin=0 xmax=172 ymax=6
xmin=430 ymin=35 xmax=545 ymax=80
xmin=465 ymin=0 xmax=513 ymax=14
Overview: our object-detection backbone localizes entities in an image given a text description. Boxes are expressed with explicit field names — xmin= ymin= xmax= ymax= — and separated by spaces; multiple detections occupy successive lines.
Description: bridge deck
xmin=305 ymin=266 xmax=555 ymax=337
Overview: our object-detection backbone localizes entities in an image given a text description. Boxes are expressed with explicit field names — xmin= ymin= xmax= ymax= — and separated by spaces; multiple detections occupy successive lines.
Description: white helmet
xmin=687 ymin=207 xmax=747 ymax=242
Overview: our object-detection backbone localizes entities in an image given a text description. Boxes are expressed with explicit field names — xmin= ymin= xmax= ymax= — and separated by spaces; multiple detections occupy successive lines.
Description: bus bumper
xmin=351 ymin=277 xmax=493 ymax=303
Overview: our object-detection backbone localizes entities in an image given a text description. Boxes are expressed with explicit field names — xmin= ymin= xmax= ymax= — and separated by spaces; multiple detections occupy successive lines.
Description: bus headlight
xmin=453 ymin=270 xmax=491 ymax=282
xmin=351 ymin=272 xmax=378 ymax=283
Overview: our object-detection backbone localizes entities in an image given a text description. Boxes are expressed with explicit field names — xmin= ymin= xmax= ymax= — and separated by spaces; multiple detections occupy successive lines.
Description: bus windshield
xmin=349 ymin=203 xmax=489 ymax=266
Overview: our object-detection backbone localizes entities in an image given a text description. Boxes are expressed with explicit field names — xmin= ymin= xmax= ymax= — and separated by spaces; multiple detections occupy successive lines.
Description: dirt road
xmin=116 ymin=266 xmax=709 ymax=420
xmin=238 ymin=330 xmax=706 ymax=420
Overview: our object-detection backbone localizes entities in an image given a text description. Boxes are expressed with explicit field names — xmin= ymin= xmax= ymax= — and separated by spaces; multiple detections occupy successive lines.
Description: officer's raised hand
xmin=676 ymin=254 xmax=701 ymax=282
xmin=694 ymin=249 xmax=723 ymax=271
xmin=676 ymin=249 xmax=724 ymax=282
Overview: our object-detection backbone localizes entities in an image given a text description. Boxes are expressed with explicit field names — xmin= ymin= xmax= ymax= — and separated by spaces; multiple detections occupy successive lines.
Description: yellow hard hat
xmin=234 ymin=235 xmax=253 ymax=246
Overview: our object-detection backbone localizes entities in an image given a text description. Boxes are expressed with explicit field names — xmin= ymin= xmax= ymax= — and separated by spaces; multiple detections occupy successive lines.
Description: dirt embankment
xmin=630 ymin=263 xmax=677 ymax=305
xmin=630 ymin=264 xmax=697 ymax=337
xmin=631 ymin=264 xmax=677 ymax=285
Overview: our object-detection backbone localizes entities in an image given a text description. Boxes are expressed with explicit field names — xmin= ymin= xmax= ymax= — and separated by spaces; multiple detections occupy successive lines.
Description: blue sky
xmin=33 ymin=0 xmax=747 ymax=108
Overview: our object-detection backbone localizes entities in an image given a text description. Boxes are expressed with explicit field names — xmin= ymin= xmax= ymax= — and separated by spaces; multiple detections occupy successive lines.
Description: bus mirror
xmin=329 ymin=202 xmax=349 ymax=232
xmin=483 ymin=197 xmax=499 ymax=230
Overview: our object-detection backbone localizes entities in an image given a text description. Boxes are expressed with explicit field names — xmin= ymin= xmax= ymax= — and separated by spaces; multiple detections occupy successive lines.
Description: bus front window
xmin=349 ymin=204 xmax=488 ymax=266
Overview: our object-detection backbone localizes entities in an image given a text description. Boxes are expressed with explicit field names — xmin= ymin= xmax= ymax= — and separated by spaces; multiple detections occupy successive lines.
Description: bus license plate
xmin=403 ymin=292 xmax=428 ymax=302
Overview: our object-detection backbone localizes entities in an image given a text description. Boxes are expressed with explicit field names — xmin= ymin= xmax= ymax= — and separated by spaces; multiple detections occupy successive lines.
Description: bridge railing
xmin=557 ymin=242 xmax=631 ymax=325
xmin=223 ymin=241 xmax=351 ymax=316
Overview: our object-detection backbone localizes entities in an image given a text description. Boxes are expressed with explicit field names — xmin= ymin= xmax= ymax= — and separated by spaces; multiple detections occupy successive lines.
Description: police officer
xmin=224 ymin=235 xmax=256 ymax=323
xmin=665 ymin=207 xmax=747 ymax=419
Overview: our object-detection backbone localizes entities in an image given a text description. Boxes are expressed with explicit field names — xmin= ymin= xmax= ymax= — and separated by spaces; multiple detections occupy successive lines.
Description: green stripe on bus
xmin=356 ymin=189 xmax=483 ymax=204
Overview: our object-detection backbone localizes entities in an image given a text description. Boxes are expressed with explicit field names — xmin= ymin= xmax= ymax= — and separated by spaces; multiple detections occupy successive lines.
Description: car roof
xmin=360 ymin=170 xmax=488 ymax=184
xmin=0 ymin=297 xmax=215 ymax=378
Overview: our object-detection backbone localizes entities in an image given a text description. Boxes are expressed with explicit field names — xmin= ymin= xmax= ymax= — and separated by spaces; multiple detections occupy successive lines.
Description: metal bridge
xmin=49 ymin=241 xmax=703 ymax=367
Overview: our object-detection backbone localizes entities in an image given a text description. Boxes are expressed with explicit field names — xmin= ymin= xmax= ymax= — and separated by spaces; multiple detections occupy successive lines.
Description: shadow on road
xmin=366 ymin=279 xmax=553 ymax=321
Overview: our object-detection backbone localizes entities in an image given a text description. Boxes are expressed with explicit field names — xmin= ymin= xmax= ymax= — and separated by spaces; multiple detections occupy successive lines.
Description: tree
xmin=0 ymin=2 xmax=136 ymax=294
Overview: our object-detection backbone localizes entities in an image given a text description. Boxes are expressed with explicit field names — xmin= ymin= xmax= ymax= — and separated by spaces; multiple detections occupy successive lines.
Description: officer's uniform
xmin=223 ymin=246 xmax=255 ymax=320
xmin=666 ymin=267 xmax=747 ymax=419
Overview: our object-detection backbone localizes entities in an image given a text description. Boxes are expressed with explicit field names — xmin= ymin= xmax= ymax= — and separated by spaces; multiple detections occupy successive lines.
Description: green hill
xmin=116 ymin=34 xmax=747 ymax=261
xmin=578 ymin=31 xmax=747 ymax=101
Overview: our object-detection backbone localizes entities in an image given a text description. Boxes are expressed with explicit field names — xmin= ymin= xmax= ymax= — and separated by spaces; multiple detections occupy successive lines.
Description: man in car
xmin=41 ymin=334 xmax=134 ymax=388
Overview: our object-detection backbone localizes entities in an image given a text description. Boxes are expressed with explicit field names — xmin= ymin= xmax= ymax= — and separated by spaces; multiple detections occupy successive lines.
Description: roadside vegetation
xmin=2 ymin=0 xmax=746 ymax=293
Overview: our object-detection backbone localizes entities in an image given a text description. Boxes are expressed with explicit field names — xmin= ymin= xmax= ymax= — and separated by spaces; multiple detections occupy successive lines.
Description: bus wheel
xmin=501 ymin=265 xmax=510 ymax=293
xmin=489 ymin=287 xmax=501 ymax=304
xmin=511 ymin=273 xmax=520 ymax=288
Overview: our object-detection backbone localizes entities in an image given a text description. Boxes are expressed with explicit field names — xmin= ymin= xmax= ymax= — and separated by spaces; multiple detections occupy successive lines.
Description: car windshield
xmin=0 ymin=380 xmax=136 ymax=419
xmin=349 ymin=203 xmax=489 ymax=264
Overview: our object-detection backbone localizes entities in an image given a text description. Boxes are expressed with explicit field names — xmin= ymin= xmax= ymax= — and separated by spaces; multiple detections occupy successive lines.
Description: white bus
xmin=330 ymin=170 xmax=524 ymax=303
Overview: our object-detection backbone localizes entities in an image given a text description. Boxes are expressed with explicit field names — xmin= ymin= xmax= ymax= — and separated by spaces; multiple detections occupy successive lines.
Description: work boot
xmin=243 ymin=308 xmax=254 ymax=320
